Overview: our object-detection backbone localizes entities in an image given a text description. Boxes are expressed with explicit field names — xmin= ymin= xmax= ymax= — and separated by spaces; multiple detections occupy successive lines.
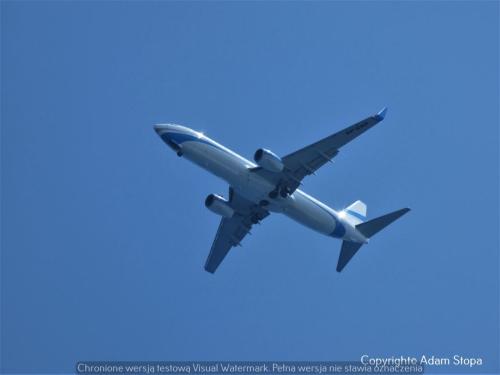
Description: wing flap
xmin=250 ymin=108 xmax=387 ymax=193
xmin=282 ymin=108 xmax=387 ymax=186
xmin=205 ymin=217 xmax=242 ymax=273
xmin=204 ymin=189 xmax=269 ymax=273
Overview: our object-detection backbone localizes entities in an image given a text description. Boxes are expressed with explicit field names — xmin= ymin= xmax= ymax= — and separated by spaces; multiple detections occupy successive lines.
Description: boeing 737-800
xmin=154 ymin=108 xmax=410 ymax=273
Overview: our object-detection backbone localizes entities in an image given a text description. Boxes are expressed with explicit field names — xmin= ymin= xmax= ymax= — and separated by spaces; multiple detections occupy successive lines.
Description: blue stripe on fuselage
xmin=160 ymin=131 xmax=216 ymax=148
xmin=331 ymin=220 xmax=346 ymax=238
xmin=307 ymin=197 xmax=346 ymax=238
xmin=161 ymin=130 xmax=256 ymax=168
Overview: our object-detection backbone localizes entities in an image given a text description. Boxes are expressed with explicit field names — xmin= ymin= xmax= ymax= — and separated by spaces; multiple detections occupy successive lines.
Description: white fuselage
xmin=155 ymin=124 xmax=368 ymax=244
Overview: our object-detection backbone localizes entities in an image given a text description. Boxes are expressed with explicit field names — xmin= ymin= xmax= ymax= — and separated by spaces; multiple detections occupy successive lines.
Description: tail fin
xmin=343 ymin=200 xmax=367 ymax=225
xmin=356 ymin=208 xmax=410 ymax=238
xmin=336 ymin=207 xmax=410 ymax=272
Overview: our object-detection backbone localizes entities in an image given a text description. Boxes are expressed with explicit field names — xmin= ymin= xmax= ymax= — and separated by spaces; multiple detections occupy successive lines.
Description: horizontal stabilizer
xmin=356 ymin=208 xmax=410 ymax=238
xmin=337 ymin=241 xmax=363 ymax=272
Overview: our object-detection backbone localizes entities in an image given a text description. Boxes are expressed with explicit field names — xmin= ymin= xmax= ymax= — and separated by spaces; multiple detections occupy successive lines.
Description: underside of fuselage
xmin=170 ymin=136 xmax=352 ymax=240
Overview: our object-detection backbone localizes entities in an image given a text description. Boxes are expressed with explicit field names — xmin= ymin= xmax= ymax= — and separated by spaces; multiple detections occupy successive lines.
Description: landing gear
xmin=279 ymin=187 xmax=291 ymax=198
xmin=177 ymin=151 xmax=183 ymax=157
xmin=268 ymin=185 xmax=290 ymax=199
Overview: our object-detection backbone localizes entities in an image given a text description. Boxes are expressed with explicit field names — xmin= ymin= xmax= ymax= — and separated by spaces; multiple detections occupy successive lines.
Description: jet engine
xmin=205 ymin=194 xmax=234 ymax=218
xmin=254 ymin=148 xmax=284 ymax=173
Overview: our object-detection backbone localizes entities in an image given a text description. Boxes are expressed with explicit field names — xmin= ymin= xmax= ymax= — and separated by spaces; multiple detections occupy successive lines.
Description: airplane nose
xmin=154 ymin=124 xmax=183 ymax=154
xmin=154 ymin=124 xmax=170 ymax=134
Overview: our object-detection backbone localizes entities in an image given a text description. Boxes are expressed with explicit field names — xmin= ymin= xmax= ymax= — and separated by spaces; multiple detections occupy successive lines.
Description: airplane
xmin=154 ymin=108 xmax=410 ymax=273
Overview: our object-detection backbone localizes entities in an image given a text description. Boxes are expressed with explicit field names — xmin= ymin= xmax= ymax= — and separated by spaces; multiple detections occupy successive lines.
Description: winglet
xmin=375 ymin=107 xmax=388 ymax=121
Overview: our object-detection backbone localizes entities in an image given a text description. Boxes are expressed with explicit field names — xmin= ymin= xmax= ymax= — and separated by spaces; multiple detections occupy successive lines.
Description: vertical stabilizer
xmin=343 ymin=200 xmax=367 ymax=225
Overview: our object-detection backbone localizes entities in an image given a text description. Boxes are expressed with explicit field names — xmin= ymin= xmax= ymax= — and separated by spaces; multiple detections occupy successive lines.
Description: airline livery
xmin=154 ymin=108 xmax=410 ymax=273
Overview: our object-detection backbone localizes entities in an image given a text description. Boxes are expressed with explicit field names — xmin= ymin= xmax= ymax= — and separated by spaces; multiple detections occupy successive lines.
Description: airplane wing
xmin=251 ymin=108 xmax=387 ymax=193
xmin=204 ymin=188 xmax=269 ymax=273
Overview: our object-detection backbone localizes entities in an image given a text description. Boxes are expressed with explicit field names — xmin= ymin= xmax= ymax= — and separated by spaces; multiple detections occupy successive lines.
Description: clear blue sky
xmin=1 ymin=1 xmax=498 ymax=373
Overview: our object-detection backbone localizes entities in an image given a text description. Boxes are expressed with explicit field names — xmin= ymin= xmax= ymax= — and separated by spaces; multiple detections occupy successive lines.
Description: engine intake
xmin=254 ymin=148 xmax=284 ymax=173
xmin=205 ymin=194 xmax=234 ymax=218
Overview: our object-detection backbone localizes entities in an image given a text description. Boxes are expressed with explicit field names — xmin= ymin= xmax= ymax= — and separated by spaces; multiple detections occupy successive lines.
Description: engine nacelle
xmin=205 ymin=194 xmax=234 ymax=218
xmin=254 ymin=148 xmax=284 ymax=173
